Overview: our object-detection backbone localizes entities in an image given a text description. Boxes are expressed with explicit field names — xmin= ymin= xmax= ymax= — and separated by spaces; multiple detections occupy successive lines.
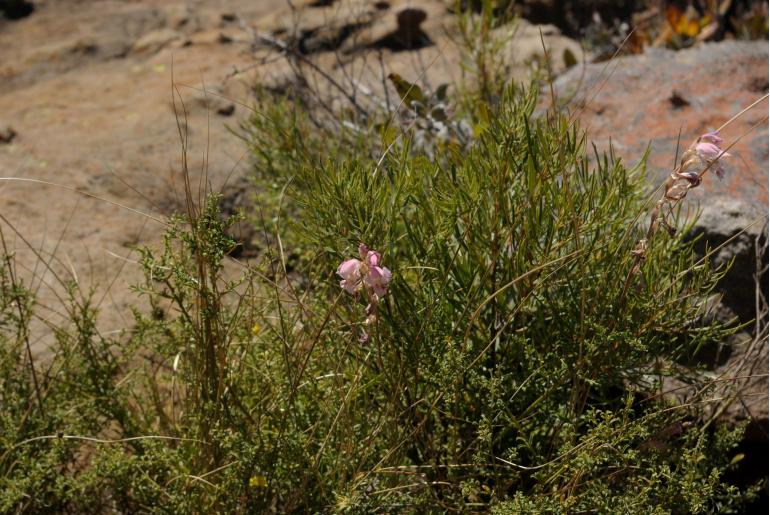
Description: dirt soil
xmin=1 ymin=1 xmax=272 ymax=349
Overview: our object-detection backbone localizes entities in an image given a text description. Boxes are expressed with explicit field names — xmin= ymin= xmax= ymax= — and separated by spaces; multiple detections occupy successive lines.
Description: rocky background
xmin=1 ymin=0 xmax=768 ymax=501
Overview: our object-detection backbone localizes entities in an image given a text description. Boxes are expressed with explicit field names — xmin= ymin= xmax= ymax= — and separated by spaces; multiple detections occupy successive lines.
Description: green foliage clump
xmin=0 ymin=82 xmax=761 ymax=513
xmin=239 ymin=83 xmax=754 ymax=512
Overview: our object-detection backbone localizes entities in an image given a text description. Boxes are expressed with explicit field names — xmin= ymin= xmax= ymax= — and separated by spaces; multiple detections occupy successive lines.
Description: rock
xmin=0 ymin=125 xmax=16 ymax=143
xmin=264 ymin=0 xmax=384 ymax=54
xmin=668 ymin=90 xmax=690 ymax=109
xmin=163 ymin=4 xmax=198 ymax=31
xmin=552 ymin=40 xmax=769 ymax=334
xmin=190 ymin=29 xmax=226 ymax=46
xmin=659 ymin=329 xmax=768 ymax=438
xmin=217 ymin=103 xmax=235 ymax=116
xmin=553 ymin=41 xmax=768 ymax=457
xmin=552 ymin=40 xmax=769 ymax=327
xmin=554 ymin=39 xmax=770 ymax=463
xmin=0 ymin=0 xmax=34 ymax=20
xmin=188 ymin=86 xmax=237 ymax=117
xmin=715 ymin=331 xmax=768 ymax=432
xmin=689 ymin=198 xmax=768 ymax=325
xmin=0 ymin=4 xmax=168 ymax=93
xmin=298 ymin=21 xmax=367 ymax=54
xmin=220 ymin=12 xmax=238 ymax=24
xmin=552 ymin=41 xmax=768 ymax=208
xmin=131 ymin=28 xmax=181 ymax=55
xmin=185 ymin=27 xmax=245 ymax=46
xmin=334 ymin=0 xmax=447 ymax=53
xmin=514 ymin=0 xmax=637 ymax=38
xmin=370 ymin=7 xmax=431 ymax=51
xmin=22 ymin=38 xmax=98 ymax=66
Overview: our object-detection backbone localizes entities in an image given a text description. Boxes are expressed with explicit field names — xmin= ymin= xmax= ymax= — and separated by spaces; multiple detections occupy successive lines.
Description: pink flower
xmin=694 ymin=141 xmax=723 ymax=161
xmin=365 ymin=263 xmax=392 ymax=297
xmin=337 ymin=258 xmax=362 ymax=294
xmin=366 ymin=250 xmax=380 ymax=267
xmin=694 ymin=131 xmax=730 ymax=180
xmin=337 ymin=244 xmax=392 ymax=298
xmin=699 ymin=130 xmax=723 ymax=145
xmin=363 ymin=250 xmax=392 ymax=297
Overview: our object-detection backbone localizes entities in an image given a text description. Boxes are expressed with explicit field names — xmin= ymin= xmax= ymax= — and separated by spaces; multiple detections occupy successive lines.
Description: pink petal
xmin=372 ymin=286 xmax=387 ymax=298
xmin=340 ymin=279 xmax=359 ymax=294
xmin=379 ymin=266 xmax=392 ymax=285
xmin=337 ymin=259 xmax=361 ymax=280
xmin=699 ymin=131 xmax=723 ymax=145
xmin=695 ymin=142 xmax=722 ymax=161
xmin=366 ymin=250 xmax=381 ymax=267
xmin=364 ymin=266 xmax=382 ymax=285
xmin=366 ymin=266 xmax=392 ymax=297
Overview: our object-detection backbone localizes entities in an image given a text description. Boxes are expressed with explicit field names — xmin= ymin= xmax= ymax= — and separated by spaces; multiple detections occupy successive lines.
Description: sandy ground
xmin=0 ymin=1 xmax=281 ymax=350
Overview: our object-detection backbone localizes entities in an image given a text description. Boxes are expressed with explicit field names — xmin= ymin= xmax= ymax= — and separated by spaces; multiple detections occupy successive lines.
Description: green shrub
xmin=0 ymin=82 xmax=759 ymax=512
xmin=235 ymin=83 xmax=755 ymax=511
